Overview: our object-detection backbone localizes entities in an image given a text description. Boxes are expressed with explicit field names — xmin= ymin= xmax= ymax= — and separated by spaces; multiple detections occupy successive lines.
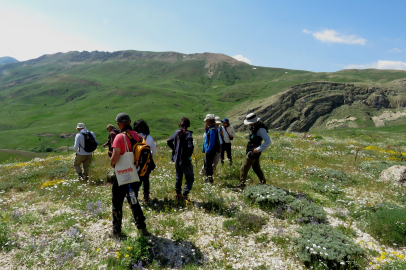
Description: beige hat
xmin=215 ymin=116 xmax=222 ymax=124
xmin=204 ymin=114 xmax=215 ymax=121
xmin=244 ymin=113 xmax=260 ymax=125
xmin=76 ymin=123 xmax=86 ymax=129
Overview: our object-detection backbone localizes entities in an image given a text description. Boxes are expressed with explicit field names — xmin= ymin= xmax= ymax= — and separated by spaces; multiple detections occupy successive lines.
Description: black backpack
xmin=81 ymin=131 xmax=98 ymax=152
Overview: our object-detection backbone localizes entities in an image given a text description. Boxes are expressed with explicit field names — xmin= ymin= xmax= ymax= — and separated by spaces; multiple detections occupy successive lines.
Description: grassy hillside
xmin=1 ymin=131 xmax=405 ymax=269
xmin=1 ymin=50 xmax=406 ymax=157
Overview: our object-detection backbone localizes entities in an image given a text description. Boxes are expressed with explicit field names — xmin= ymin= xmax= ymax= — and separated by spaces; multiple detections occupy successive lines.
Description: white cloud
xmin=388 ymin=48 xmax=402 ymax=53
xmin=0 ymin=7 xmax=110 ymax=61
xmin=303 ymin=29 xmax=366 ymax=45
xmin=232 ymin=55 xmax=252 ymax=64
xmin=344 ymin=60 xmax=406 ymax=70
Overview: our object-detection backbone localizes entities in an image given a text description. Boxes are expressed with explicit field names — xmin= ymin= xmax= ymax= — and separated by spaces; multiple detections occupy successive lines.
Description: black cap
xmin=115 ymin=113 xmax=131 ymax=124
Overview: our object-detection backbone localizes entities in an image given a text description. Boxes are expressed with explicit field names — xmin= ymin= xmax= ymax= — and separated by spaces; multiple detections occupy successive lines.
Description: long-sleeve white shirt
xmin=138 ymin=133 xmax=157 ymax=156
xmin=73 ymin=129 xmax=96 ymax=155
xmin=221 ymin=125 xmax=236 ymax=143
xmin=256 ymin=128 xmax=271 ymax=153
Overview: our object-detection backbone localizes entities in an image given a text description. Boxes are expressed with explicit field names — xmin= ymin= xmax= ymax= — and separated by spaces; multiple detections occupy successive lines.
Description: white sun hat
xmin=76 ymin=123 xmax=86 ymax=129
xmin=204 ymin=114 xmax=215 ymax=121
xmin=215 ymin=116 xmax=222 ymax=124
xmin=244 ymin=113 xmax=260 ymax=125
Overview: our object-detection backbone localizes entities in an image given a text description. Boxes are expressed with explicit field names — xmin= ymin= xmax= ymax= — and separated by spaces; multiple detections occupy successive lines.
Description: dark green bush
xmin=223 ymin=212 xmax=268 ymax=236
xmin=322 ymin=168 xmax=352 ymax=184
xmin=243 ymin=185 xmax=295 ymax=210
xmin=290 ymin=199 xmax=327 ymax=224
xmin=366 ymin=208 xmax=406 ymax=246
xmin=294 ymin=224 xmax=365 ymax=269
xmin=0 ymin=218 xmax=11 ymax=251
xmin=202 ymin=189 xmax=238 ymax=217
xmin=104 ymin=236 xmax=151 ymax=269
xmin=173 ymin=225 xmax=197 ymax=242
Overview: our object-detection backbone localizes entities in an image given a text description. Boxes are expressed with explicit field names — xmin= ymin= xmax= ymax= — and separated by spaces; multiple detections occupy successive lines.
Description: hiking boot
xmin=260 ymin=180 xmax=266 ymax=185
xmin=182 ymin=194 xmax=191 ymax=203
xmin=231 ymin=185 xmax=245 ymax=192
xmin=84 ymin=175 xmax=89 ymax=181
xmin=175 ymin=194 xmax=183 ymax=201
xmin=144 ymin=197 xmax=152 ymax=205
xmin=139 ymin=228 xmax=150 ymax=237
xmin=207 ymin=176 xmax=214 ymax=183
xmin=108 ymin=231 xmax=123 ymax=240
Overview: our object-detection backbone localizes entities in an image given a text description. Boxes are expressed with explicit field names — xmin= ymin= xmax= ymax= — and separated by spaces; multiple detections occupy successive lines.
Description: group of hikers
xmin=72 ymin=112 xmax=270 ymax=238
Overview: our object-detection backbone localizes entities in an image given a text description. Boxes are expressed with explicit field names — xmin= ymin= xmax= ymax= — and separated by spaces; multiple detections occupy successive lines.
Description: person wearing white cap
xmin=72 ymin=123 xmax=97 ymax=181
xmin=199 ymin=116 xmax=224 ymax=176
xmin=233 ymin=113 xmax=271 ymax=191
xmin=202 ymin=114 xmax=220 ymax=183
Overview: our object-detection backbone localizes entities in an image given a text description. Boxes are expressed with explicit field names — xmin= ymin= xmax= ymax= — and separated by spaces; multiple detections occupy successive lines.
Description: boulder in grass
xmin=379 ymin=165 xmax=406 ymax=184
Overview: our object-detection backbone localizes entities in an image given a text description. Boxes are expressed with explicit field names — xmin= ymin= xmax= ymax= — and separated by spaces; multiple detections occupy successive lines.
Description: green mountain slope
xmin=1 ymin=50 xmax=406 ymax=152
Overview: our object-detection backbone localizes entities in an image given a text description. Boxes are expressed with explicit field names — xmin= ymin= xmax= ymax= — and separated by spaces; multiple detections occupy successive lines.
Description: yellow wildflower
xmin=116 ymin=252 xmax=121 ymax=255
xmin=399 ymin=254 xmax=404 ymax=259
xmin=125 ymin=254 xmax=129 ymax=257
xmin=381 ymin=252 xmax=386 ymax=255
xmin=97 ymin=248 xmax=100 ymax=252
xmin=128 ymin=246 xmax=133 ymax=250
xmin=116 ymin=255 xmax=120 ymax=259
xmin=376 ymin=258 xmax=381 ymax=261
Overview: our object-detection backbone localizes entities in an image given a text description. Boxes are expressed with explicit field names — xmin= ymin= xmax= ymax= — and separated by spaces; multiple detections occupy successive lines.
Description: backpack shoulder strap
xmin=123 ymin=131 xmax=139 ymax=149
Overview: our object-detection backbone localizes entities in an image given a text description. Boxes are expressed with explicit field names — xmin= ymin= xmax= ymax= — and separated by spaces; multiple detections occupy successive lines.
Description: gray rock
xmin=379 ymin=165 xmax=406 ymax=184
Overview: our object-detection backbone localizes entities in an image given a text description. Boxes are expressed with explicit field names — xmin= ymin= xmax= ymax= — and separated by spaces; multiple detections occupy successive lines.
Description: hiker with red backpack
xmin=72 ymin=123 xmax=97 ymax=181
xmin=167 ymin=117 xmax=195 ymax=201
xmin=133 ymin=119 xmax=156 ymax=203
xmin=109 ymin=113 xmax=149 ymax=238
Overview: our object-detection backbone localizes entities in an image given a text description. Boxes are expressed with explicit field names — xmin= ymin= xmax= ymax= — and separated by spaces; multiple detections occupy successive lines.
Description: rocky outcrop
xmin=232 ymin=82 xmax=404 ymax=132
xmin=379 ymin=165 xmax=406 ymax=184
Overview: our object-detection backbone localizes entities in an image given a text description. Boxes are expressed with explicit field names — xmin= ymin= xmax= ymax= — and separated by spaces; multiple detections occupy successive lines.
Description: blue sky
xmin=1 ymin=0 xmax=405 ymax=72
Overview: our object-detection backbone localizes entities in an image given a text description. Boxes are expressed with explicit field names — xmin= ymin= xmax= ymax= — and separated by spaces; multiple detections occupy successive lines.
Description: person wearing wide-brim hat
xmin=233 ymin=113 xmax=271 ymax=191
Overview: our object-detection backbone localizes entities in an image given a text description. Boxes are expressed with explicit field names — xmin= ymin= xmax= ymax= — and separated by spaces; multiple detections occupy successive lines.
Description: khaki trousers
xmin=73 ymin=154 xmax=92 ymax=176
xmin=240 ymin=156 xmax=266 ymax=188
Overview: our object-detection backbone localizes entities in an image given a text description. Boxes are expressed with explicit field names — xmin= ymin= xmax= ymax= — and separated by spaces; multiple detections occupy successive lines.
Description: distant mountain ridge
xmin=1 ymin=49 xmax=406 ymax=151
xmin=0 ymin=56 xmax=18 ymax=66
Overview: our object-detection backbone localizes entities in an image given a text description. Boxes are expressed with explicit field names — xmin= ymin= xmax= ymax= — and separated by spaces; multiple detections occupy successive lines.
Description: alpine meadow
xmin=0 ymin=50 xmax=406 ymax=270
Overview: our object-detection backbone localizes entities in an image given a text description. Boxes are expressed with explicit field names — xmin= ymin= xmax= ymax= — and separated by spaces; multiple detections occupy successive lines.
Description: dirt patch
xmin=372 ymin=110 xmax=406 ymax=127
xmin=326 ymin=117 xmax=357 ymax=129
xmin=60 ymin=133 xmax=76 ymax=139
xmin=37 ymin=134 xmax=54 ymax=137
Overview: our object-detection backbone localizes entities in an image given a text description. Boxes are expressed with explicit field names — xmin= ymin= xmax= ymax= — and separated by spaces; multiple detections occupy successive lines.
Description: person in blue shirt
xmin=167 ymin=117 xmax=195 ymax=200
xmin=202 ymin=114 xmax=220 ymax=183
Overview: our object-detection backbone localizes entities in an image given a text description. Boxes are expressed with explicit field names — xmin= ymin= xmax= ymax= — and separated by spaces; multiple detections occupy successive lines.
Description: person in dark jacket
xmin=167 ymin=117 xmax=195 ymax=200
xmin=102 ymin=124 xmax=120 ymax=157
xmin=133 ymin=119 xmax=156 ymax=203
xmin=233 ymin=113 xmax=271 ymax=192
